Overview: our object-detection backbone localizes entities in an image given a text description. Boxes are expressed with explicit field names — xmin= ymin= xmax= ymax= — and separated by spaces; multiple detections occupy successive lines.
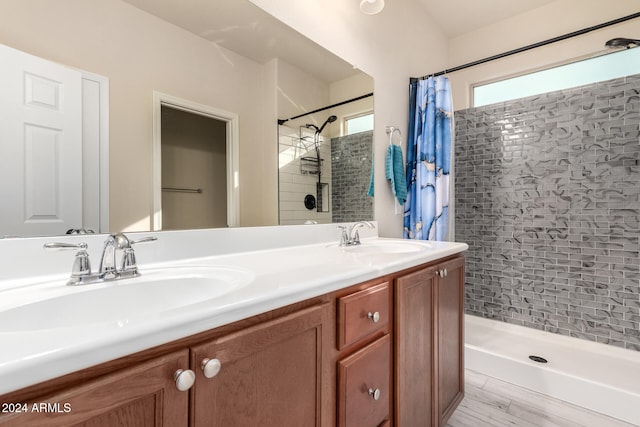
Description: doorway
xmin=152 ymin=92 xmax=239 ymax=230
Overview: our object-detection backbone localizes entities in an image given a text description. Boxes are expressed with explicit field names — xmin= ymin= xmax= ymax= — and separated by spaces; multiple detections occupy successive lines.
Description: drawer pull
xmin=174 ymin=369 xmax=196 ymax=391
xmin=201 ymin=358 xmax=222 ymax=378
xmin=439 ymin=268 xmax=448 ymax=278
xmin=368 ymin=388 xmax=381 ymax=401
xmin=367 ymin=311 xmax=381 ymax=323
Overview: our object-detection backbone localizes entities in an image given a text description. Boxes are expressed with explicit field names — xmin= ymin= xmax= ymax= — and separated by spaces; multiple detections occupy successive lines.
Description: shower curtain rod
xmin=410 ymin=11 xmax=640 ymax=83
xmin=277 ymin=92 xmax=373 ymax=125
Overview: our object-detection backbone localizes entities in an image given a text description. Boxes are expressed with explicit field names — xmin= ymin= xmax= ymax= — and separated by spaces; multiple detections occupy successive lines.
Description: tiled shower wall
xmin=455 ymin=74 xmax=640 ymax=350
xmin=331 ymin=131 xmax=374 ymax=223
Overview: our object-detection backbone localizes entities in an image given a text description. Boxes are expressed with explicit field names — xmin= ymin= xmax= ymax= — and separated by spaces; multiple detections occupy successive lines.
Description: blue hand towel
xmin=385 ymin=145 xmax=407 ymax=205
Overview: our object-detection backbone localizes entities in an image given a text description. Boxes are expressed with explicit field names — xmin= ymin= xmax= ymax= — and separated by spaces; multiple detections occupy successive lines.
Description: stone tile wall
xmin=331 ymin=131 xmax=374 ymax=223
xmin=454 ymin=74 xmax=640 ymax=350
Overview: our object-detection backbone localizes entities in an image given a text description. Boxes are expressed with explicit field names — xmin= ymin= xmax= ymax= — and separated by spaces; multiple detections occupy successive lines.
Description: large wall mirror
xmin=0 ymin=0 xmax=373 ymax=238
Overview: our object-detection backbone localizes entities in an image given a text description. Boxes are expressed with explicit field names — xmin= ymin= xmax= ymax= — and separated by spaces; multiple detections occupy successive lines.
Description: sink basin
xmin=0 ymin=265 xmax=254 ymax=332
xmin=328 ymin=239 xmax=433 ymax=254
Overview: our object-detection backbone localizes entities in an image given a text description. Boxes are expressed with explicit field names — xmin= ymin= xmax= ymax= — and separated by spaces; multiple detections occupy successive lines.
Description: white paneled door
xmin=0 ymin=43 xmax=83 ymax=237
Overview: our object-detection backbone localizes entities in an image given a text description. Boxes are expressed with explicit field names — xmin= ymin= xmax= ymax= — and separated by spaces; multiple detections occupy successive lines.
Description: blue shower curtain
xmin=404 ymin=76 xmax=453 ymax=241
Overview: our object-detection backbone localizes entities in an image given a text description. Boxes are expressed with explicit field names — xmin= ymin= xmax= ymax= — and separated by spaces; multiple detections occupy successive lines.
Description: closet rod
xmin=410 ymin=11 xmax=640 ymax=83
xmin=162 ymin=187 xmax=202 ymax=194
xmin=277 ymin=92 xmax=373 ymax=125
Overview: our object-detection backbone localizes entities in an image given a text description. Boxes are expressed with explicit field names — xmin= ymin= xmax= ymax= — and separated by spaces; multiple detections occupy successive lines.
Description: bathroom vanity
xmin=0 ymin=224 xmax=466 ymax=427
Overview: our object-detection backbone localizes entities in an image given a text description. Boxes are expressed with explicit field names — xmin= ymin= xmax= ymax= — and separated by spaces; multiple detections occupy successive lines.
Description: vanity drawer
xmin=337 ymin=281 xmax=390 ymax=349
xmin=337 ymin=334 xmax=391 ymax=427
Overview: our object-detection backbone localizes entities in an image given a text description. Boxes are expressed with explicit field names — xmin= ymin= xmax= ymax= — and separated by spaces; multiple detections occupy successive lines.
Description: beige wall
xmin=447 ymin=0 xmax=640 ymax=110
xmin=329 ymin=73 xmax=375 ymax=140
xmin=0 ymin=0 xmax=277 ymax=231
xmin=276 ymin=59 xmax=331 ymax=122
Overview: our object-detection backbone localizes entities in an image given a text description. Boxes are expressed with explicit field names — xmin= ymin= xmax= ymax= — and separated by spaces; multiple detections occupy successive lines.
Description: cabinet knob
xmin=173 ymin=369 xmax=196 ymax=391
xmin=444 ymin=268 xmax=448 ymax=277
xmin=201 ymin=358 xmax=222 ymax=379
xmin=439 ymin=269 xmax=448 ymax=278
xmin=368 ymin=388 xmax=381 ymax=401
xmin=367 ymin=311 xmax=381 ymax=323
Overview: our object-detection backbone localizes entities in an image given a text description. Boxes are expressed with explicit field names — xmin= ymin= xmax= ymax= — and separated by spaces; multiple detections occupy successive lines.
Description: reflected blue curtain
xmin=404 ymin=76 xmax=453 ymax=241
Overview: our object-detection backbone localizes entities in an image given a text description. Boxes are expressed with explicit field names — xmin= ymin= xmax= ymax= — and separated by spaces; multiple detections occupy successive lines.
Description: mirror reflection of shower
xmin=276 ymin=74 xmax=375 ymax=226
xmin=305 ymin=115 xmax=337 ymax=212
xmin=604 ymin=37 xmax=640 ymax=49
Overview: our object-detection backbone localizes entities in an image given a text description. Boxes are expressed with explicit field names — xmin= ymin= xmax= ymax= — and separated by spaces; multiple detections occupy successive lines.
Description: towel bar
xmin=161 ymin=187 xmax=203 ymax=194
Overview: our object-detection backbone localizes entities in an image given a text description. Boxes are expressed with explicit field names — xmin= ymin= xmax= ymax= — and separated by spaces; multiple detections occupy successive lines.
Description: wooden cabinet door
xmin=395 ymin=265 xmax=437 ymax=427
xmin=436 ymin=256 xmax=465 ymax=425
xmin=0 ymin=350 xmax=190 ymax=427
xmin=190 ymin=305 xmax=326 ymax=427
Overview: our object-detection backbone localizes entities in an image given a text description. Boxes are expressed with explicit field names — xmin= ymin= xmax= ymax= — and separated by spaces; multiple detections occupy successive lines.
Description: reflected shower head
xmin=318 ymin=115 xmax=337 ymax=134
xmin=605 ymin=38 xmax=640 ymax=49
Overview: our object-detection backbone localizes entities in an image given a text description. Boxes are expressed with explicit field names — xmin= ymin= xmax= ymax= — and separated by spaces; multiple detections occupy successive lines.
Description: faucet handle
xmin=109 ymin=233 xmax=156 ymax=250
xmin=119 ymin=235 xmax=157 ymax=276
xmin=43 ymin=242 xmax=88 ymax=251
xmin=120 ymin=247 xmax=138 ymax=275
xmin=130 ymin=236 xmax=158 ymax=245
xmin=337 ymin=226 xmax=349 ymax=246
xmin=44 ymin=242 xmax=92 ymax=284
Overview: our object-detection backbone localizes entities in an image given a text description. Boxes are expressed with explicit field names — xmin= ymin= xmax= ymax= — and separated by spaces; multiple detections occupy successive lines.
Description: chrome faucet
xmin=98 ymin=234 xmax=119 ymax=279
xmin=98 ymin=233 xmax=157 ymax=279
xmin=44 ymin=233 xmax=157 ymax=286
xmin=338 ymin=221 xmax=375 ymax=246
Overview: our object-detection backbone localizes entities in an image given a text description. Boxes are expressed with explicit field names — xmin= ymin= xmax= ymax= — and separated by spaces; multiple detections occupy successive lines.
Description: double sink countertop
xmin=0 ymin=225 xmax=467 ymax=395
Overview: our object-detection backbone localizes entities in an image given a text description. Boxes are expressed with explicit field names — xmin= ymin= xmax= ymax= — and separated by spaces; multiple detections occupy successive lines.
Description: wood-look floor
xmin=446 ymin=370 xmax=638 ymax=427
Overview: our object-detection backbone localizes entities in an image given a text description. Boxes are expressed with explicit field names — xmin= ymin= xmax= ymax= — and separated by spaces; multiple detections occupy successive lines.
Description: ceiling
xmin=420 ymin=0 xmax=557 ymax=37
xmin=122 ymin=0 xmax=359 ymax=83
xmin=122 ymin=0 xmax=559 ymax=82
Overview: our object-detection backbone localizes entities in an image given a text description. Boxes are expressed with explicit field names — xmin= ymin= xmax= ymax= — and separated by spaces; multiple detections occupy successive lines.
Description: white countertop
xmin=0 ymin=227 xmax=467 ymax=395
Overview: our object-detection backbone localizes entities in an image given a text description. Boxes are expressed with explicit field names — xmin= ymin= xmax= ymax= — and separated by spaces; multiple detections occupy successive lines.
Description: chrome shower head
xmin=605 ymin=38 xmax=640 ymax=49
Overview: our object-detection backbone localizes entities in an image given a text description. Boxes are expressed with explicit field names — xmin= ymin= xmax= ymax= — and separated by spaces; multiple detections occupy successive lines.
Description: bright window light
xmin=345 ymin=112 xmax=374 ymax=135
xmin=473 ymin=48 xmax=640 ymax=107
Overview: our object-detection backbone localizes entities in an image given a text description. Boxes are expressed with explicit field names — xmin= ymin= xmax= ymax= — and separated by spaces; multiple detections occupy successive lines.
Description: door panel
xmin=0 ymin=351 xmax=189 ymax=427
xmin=0 ymin=42 xmax=82 ymax=236
xmin=395 ymin=266 xmax=436 ymax=427
xmin=437 ymin=256 xmax=465 ymax=423
xmin=191 ymin=305 xmax=325 ymax=427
